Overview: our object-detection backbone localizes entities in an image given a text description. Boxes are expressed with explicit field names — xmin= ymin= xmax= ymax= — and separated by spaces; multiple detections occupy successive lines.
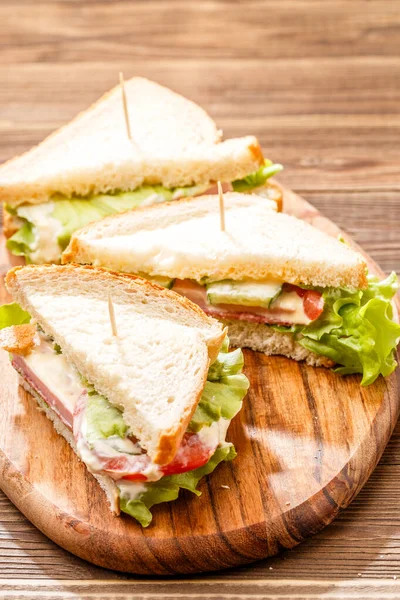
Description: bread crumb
xmin=221 ymin=485 xmax=230 ymax=489
xmin=269 ymin=567 xmax=273 ymax=570
xmin=285 ymin=501 xmax=291 ymax=506
xmin=358 ymin=573 xmax=362 ymax=577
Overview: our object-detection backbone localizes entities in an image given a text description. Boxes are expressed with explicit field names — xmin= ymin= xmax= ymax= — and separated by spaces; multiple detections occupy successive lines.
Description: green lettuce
xmin=85 ymin=394 xmax=128 ymax=444
xmin=51 ymin=187 xmax=174 ymax=250
xmin=189 ymin=340 xmax=249 ymax=432
xmin=119 ymin=444 xmax=236 ymax=527
xmin=189 ymin=376 xmax=249 ymax=432
xmin=6 ymin=222 xmax=35 ymax=260
xmin=232 ymin=159 xmax=283 ymax=192
xmin=283 ymin=272 xmax=400 ymax=386
xmin=0 ymin=303 xmax=31 ymax=329
xmin=6 ymin=183 xmax=209 ymax=260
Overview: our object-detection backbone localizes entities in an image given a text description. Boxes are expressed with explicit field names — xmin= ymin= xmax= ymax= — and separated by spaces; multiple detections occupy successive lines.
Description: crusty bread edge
xmin=5 ymin=264 xmax=226 ymax=464
xmin=223 ymin=319 xmax=335 ymax=368
xmin=15 ymin=371 xmax=120 ymax=515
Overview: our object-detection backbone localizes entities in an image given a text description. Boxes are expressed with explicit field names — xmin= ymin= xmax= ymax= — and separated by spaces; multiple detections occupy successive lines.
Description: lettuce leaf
xmin=0 ymin=303 xmax=31 ymax=329
xmin=7 ymin=183 xmax=209 ymax=260
xmin=296 ymin=272 xmax=400 ymax=385
xmin=119 ymin=444 xmax=236 ymax=527
xmin=189 ymin=376 xmax=249 ymax=432
xmin=189 ymin=340 xmax=249 ymax=432
xmin=85 ymin=394 xmax=128 ymax=444
xmin=51 ymin=187 xmax=176 ymax=250
xmin=232 ymin=159 xmax=283 ymax=192
xmin=6 ymin=221 xmax=35 ymax=260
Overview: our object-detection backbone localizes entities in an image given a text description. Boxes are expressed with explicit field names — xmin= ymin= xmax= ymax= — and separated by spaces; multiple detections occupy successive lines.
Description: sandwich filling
xmin=0 ymin=306 xmax=248 ymax=527
xmin=164 ymin=273 xmax=400 ymax=386
xmin=5 ymin=161 xmax=282 ymax=264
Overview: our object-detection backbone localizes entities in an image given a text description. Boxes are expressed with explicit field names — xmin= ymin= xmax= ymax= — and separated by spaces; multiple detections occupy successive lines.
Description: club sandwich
xmin=63 ymin=192 xmax=400 ymax=385
xmin=0 ymin=265 xmax=249 ymax=526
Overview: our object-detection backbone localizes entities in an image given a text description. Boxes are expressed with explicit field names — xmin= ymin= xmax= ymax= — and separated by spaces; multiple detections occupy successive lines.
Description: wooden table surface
xmin=1 ymin=1 xmax=400 ymax=598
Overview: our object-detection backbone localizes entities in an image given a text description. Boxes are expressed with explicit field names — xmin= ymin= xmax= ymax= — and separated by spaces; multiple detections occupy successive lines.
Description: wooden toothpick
xmin=217 ymin=181 xmax=226 ymax=232
xmin=119 ymin=71 xmax=132 ymax=140
xmin=108 ymin=293 xmax=118 ymax=337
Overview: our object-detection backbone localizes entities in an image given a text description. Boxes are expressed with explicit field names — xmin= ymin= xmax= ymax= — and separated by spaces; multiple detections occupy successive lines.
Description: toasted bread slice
xmin=0 ymin=78 xmax=264 ymax=207
xmin=63 ymin=192 xmax=367 ymax=290
xmin=6 ymin=265 xmax=225 ymax=465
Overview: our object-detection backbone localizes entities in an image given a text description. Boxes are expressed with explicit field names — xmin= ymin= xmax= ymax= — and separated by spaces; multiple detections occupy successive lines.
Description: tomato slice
xmin=282 ymin=283 xmax=306 ymax=298
xmin=161 ymin=432 xmax=215 ymax=476
xmin=282 ymin=284 xmax=324 ymax=321
xmin=74 ymin=392 xmax=216 ymax=482
xmin=120 ymin=472 xmax=148 ymax=482
xmin=122 ymin=433 xmax=215 ymax=480
xmin=303 ymin=290 xmax=324 ymax=321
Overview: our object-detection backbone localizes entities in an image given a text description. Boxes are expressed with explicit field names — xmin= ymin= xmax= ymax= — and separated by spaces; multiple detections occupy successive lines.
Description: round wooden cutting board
xmin=0 ymin=188 xmax=398 ymax=575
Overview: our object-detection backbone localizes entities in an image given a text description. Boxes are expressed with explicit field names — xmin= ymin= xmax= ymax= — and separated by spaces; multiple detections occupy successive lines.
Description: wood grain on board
xmin=1 ymin=0 xmax=400 ymax=594
xmin=0 ymin=187 xmax=398 ymax=575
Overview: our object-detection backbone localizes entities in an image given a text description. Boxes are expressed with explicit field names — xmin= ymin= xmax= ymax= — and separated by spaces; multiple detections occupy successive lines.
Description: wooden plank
xmin=299 ymin=191 xmax=400 ymax=273
xmin=2 ymin=578 xmax=400 ymax=599
xmin=1 ymin=0 xmax=399 ymax=62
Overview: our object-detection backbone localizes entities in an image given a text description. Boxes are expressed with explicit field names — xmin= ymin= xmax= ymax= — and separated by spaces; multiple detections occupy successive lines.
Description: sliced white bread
xmin=223 ymin=319 xmax=334 ymax=367
xmin=0 ymin=77 xmax=264 ymax=207
xmin=6 ymin=265 xmax=225 ymax=465
xmin=63 ymin=192 xmax=367 ymax=290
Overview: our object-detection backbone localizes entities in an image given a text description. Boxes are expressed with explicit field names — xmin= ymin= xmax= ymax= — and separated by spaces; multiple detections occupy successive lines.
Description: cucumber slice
xmin=206 ymin=280 xmax=282 ymax=308
xmin=137 ymin=272 xmax=174 ymax=289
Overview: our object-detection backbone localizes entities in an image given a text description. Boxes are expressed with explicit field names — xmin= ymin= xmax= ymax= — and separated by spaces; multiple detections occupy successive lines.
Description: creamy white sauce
xmin=24 ymin=336 xmax=84 ymax=415
xmin=197 ymin=418 xmax=231 ymax=449
xmin=17 ymin=202 xmax=63 ymax=264
xmin=272 ymin=291 xmax=311 ymax=325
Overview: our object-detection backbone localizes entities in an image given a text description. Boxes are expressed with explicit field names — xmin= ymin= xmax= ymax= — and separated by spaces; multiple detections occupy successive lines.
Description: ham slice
xmin=12 ymin=353 xmax=75 ymax=429
xmin=172 ymin=279 xmax=324 ymax=325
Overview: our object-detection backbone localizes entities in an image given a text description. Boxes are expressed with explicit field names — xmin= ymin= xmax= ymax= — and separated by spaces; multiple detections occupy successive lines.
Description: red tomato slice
xmin=282 ymin=284 xmax=324 ymax=321
xmin=74 ymin=392 xmax=216 ymax=482
xmin=303 ymin=290 xmax=324 ymax=321
xmin=283 ymin=283 xmax=306 ymax=298
xmin=161 ymin=432 xmax=215 ymax=477
xmin=95 ymin=452 xmax=152 ymax=479
xmin=120 ymin=473 xmax=148 ymax=482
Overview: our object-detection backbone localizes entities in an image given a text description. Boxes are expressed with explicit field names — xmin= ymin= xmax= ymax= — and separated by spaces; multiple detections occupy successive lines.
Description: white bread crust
xmin=224 ymin=319 xmax=334 ymax=367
